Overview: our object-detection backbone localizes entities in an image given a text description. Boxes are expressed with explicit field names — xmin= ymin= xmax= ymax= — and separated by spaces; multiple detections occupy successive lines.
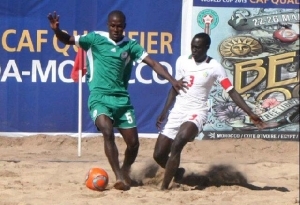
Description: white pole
xmin=78 ymin=68 xmax=82 ymax=157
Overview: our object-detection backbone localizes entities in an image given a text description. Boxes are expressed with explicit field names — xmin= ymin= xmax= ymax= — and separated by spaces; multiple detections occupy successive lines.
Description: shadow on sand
xmin=174 ymin=164 xmax=289 ymax=192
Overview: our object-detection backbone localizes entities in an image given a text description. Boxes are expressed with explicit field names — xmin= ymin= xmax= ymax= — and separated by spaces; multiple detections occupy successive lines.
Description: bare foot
xmin=121 ymin=166 xmax=132 ymax=185
xmin=174 ymin=167 xmax=185 ymax=183
xmin=123 ymin=173 xmax=132 ymax=185
xmin=160 ymin=185 xmax=168 ymax=190
xmin=121 ymin=169 xmax=141 ymax=187
xmin=114 ymin=180 xmax=130 ymax=191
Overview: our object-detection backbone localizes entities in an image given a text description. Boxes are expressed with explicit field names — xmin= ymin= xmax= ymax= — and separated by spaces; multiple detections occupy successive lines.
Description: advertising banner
xmin=0 ymin=0 xmax=182 ymax=135
xmin=1 ymin=0 xmax=298 ymax=140
xmin=186 ymin=0 xmax=299 ymax=140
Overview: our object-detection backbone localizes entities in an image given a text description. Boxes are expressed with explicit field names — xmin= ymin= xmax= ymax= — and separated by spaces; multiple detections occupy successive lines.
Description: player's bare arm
xmin=228 ymin=88 xmax=265 ymax=129
xmin=156 ymin=87 xmax=178 ymax=130
xmin=48 ymin=11 xmax=75 ymax=45
xmin=142 ymin=56 xmax=187 ymax=93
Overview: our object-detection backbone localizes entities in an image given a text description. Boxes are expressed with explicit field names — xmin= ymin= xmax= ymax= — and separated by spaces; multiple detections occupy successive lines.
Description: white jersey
xmin=174 ymin=55 xmax=233 ymax=112
xmin=161 ymin=55 xmax=233 ymax=140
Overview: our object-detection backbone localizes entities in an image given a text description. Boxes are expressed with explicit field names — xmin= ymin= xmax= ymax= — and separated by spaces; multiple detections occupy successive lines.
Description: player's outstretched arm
xmin=228 ymin=88 xmax=265 ymax=130
xmin=47 ymin=11 xmax=75 ymax=45
xmin=156 ymin=87 xmax=177 ymax=130
xmin=142 ymin=56 xmax=187 ymax=93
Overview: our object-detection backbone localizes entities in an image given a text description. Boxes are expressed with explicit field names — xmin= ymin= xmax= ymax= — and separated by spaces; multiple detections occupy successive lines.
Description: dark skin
xmin=48 ymin=11 xmax=187 ymax=191
xmin=153 ymin=36 xmax=267 ymax=190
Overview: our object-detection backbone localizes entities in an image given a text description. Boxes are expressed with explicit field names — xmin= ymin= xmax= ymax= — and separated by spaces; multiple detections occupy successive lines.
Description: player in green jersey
xmin=48 ymin=10 xmax=186 ymax=191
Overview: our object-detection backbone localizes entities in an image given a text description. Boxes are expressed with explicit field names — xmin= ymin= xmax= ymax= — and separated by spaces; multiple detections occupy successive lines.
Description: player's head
xmin=191 ymin=33 xmax=210 ymax=63
xmin=107 ymin=10 xmax=126 ymax=42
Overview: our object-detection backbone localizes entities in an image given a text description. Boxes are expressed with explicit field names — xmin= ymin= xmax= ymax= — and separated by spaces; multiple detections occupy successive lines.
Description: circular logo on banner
xmin=197 ymin=9 xmax=219 ymax=30
xmin=219 ymin=36 xmax=263 ymax=57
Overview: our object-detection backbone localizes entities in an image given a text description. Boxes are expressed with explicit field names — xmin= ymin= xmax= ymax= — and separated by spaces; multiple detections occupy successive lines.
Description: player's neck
xmin=195 ymin=55 xmax=208 ymax=63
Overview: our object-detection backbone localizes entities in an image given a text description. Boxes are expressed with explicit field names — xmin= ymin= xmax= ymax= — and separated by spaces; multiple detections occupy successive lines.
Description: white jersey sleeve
xmin=212 ymin=60 xmax=233 ymax=92
xmin=175 ymin=55 xmax=185 ymax=80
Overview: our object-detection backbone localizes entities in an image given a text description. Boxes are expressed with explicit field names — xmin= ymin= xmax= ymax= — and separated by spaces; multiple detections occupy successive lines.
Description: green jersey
xmin=75 ymin=31 xmax=148 ymax=96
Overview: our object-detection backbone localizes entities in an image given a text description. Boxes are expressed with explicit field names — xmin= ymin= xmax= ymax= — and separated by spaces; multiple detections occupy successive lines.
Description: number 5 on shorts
xmin=125 ymin=112 xmax=133 ymax=124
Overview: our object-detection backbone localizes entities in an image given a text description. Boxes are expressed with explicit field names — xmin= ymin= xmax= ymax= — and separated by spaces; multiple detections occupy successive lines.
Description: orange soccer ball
xmin=85 ymin=167 xmax=109 ymax=191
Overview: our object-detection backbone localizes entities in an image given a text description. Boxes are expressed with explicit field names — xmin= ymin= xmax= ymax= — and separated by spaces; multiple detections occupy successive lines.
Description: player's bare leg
xmin=161 ymin=122 xmax=198 ymax=190
xmin=103 ymin=135 xmax=130 ymax=190
xmin=119 ymin=128 xmax=140 ymax=186
xmin=154 ymin=134 xmax=186 ymax=183
xmin=161 ymin=139 xmax=187 ymax=190
xmin=96 ymin=115 xmax=130 ymax=191
xmin=153 ymin=134 xmax=172 ymax=167
xmin=104 ymin=139 xmax=130 ymax=190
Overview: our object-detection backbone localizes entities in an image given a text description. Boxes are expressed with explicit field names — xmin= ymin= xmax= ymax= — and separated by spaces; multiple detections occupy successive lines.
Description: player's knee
xmin=172 ymin=136 xmax=187 ymax=153
xmin=127 ymin=140 xmax=139 ymax=152
xmin=133 ymin=141 xmax=140 ymax=150
xmin=153 ymin=149 xmax=165 ymax=164
xmin=101 ymin=129 xmax=115 ymax=141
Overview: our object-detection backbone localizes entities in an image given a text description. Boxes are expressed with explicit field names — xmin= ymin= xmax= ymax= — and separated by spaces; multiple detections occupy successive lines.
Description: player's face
xmin=107 ymin=15 xmax=126 ymax=42
xmin=191 ymin=37 xmax=208 ymax=62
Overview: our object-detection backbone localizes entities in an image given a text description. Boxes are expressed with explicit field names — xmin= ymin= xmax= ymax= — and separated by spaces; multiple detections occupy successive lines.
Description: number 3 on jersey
xmin=187 ymin=75 xmax=195 ymax=87
xmin=189 ymin=114 xmax=197 ymax=120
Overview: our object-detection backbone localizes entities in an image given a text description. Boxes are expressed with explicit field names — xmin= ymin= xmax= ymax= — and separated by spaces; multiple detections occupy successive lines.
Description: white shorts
xmin=160 ymin=108 xmax=207 ymax=140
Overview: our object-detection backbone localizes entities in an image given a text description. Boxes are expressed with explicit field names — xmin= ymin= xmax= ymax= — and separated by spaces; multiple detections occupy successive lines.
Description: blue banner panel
xmin=0 ymin=0 xmax=182 ymax=133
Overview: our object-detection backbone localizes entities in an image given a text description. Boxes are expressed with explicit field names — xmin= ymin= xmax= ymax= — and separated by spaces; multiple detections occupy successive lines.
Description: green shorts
xmin=88 ymin=93 xmax=136 ymax=128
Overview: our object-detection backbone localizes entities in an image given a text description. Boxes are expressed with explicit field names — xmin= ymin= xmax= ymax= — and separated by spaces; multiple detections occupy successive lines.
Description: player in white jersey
xmin=48 ymin=10 xmax=186 ymax=191
xmin=153 ymin=33 xmax=267 ymax=190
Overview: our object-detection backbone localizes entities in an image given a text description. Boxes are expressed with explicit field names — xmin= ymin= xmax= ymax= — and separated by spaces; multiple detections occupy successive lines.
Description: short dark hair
xmin=193 ymin=33 xmax=211 ymax=46
xmin=108 ymin=10 xmax=126 ymax=22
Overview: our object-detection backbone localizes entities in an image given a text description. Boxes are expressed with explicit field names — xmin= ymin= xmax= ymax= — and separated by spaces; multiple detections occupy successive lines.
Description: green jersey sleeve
xmin=129 ymin=39 xmax=148 ymax=63
xmin=77 ymin=32 xmax=97 ymax=51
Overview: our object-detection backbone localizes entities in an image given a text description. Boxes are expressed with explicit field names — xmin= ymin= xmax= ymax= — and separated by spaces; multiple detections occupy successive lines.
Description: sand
xmin=0 ymin=134 xmax=299 ymax=205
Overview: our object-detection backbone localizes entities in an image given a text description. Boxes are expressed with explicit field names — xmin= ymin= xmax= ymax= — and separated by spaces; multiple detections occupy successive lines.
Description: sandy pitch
xmin=0 ymin=135 xmax=299 ymax=205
